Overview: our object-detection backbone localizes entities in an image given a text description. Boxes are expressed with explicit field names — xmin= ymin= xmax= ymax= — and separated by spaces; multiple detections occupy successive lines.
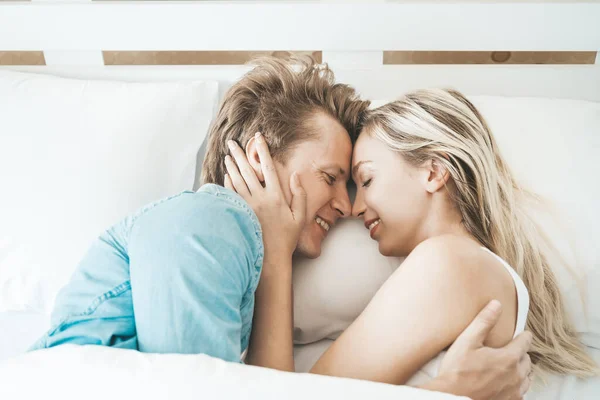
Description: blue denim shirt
xmin=30 ymin=184 xmax=264 ymax=362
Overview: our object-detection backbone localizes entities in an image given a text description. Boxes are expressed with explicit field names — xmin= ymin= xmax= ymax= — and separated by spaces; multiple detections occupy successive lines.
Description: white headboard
xmin=1 ymin=0 xmax=599 ymax=101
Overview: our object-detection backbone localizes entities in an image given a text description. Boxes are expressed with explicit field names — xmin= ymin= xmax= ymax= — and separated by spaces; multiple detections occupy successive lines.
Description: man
xmin=31 ymin=57 xmax=532 ymax=399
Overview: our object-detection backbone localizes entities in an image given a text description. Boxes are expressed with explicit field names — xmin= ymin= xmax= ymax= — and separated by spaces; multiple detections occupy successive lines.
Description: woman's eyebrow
xmin=352 ymin=160 xmax=372 ymax=177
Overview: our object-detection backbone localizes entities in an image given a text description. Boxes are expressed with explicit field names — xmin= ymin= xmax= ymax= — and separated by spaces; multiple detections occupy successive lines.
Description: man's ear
xmin=423 ymin=158 xmax=451 ymax=194
xmin=245 ymin=137 xmax=265 ymax=183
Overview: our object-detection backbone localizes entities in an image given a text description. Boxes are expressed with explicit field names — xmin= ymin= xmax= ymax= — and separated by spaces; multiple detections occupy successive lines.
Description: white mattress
xmin=2 ymin=312 xmax=598 ymax=399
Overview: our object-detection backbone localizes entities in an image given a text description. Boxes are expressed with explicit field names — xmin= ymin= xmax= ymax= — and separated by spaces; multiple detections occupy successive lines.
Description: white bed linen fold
xmin=0 ymin=345 xmax=466 ymax=400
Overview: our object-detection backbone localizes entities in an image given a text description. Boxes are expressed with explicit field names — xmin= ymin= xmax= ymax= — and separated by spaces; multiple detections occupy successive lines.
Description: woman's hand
xmin=224 ymin=132 xmax=306 ymax=260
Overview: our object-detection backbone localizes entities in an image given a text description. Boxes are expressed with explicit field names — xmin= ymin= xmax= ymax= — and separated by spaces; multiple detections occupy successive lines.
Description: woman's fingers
xmin=227 ymin=140 xmax=262 ymax=195
xmin=254 ymin=132 xmax=282 ymax=195
xmin=224 ymin=155 xmax=250 ymax=198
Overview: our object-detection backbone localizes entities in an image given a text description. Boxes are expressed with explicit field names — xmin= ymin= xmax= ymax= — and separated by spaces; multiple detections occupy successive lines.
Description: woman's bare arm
xmin=310 ymin=235 xmax=517 ymax=385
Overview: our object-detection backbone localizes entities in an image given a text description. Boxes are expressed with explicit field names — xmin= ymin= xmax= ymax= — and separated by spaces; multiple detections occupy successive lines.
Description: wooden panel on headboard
xmin=0 ymin=51 xmax=45 ymax=66
xmin=1 ymin=51 xmax=597 ymax=66
xmin=384 ymin=51 xmax=597 ymax=65
xmin=102 ymin=51 xmax=321 ymax=65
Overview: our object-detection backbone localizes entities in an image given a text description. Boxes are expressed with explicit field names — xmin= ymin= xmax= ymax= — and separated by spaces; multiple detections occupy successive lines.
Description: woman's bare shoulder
xmin=404 ymin=234 xmax=487 ymax=275
xmin=401 ymin=234 xmax=518 ymax=346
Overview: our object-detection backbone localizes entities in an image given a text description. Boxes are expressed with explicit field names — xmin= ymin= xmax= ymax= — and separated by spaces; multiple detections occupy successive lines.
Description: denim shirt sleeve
xmin=29 ymin=184 xmax=264 ymax=362
xmin=194 ymin=184 xmax=264 ymax=298
xmin=206 ymin=186 xmax=265 ymax=356
xmin=127 ymin=184 xmax=264 ymax=360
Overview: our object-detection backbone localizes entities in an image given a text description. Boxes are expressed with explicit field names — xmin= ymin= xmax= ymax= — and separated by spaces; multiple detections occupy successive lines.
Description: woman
xmin=224 ymin=88 xmax=598 ymax=388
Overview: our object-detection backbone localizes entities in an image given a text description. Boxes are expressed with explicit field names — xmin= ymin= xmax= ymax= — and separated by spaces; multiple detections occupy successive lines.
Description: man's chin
xmin=294 ymin=240 xmax=322 ymax=259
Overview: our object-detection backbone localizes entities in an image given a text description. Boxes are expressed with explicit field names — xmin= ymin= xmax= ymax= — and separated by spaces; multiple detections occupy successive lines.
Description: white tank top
xmin=406 ymin=247 xmax=530 ymax=386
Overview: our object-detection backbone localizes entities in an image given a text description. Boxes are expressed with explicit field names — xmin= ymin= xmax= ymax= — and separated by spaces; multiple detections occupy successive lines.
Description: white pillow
xmin=294 ymin=338 xmax=335 ymax=373
xmin=0 ymin=70 xmax=218 ymax=313
xmin=292 ymin=95 xmax=600 ymax=368
xmin=292 ymin=195 xmax=403 ymax=345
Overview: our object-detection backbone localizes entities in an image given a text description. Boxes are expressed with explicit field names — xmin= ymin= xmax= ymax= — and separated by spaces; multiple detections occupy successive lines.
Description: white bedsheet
xmin=0 ymin=344 xmax=466 ymax=400
xmin=1 ymin=313 xmax=598 ymax=399
xmin=526 ymin=347 xmax=600 ymax=400
xmin=294 ymin=339 xmax=600 ymax=400
xmin=0 ymin=311 xmax=49 ymax=361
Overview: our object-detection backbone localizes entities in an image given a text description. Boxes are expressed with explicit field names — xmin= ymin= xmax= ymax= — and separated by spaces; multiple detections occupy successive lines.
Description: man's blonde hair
xmin=201 ymin=56 xmax=370 ymax=185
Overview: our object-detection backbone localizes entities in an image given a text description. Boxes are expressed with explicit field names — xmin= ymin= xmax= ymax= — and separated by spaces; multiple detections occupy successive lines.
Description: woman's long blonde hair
xmin=362 ymin=88 xmax=598 ymax=377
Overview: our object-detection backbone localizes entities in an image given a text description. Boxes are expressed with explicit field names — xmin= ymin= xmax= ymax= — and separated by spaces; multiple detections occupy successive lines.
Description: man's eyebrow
xmin=352 ymin=160 xmax=372 ymax=177
xmin=320 ymin=164 xmax=347 ymax=177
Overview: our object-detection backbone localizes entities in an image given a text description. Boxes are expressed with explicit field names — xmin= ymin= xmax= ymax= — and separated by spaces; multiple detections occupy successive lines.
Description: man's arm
xmin=224 ymin=133 xmax=306 ymax=372
xmin=244 ymin=252 xmax=295 ymax=371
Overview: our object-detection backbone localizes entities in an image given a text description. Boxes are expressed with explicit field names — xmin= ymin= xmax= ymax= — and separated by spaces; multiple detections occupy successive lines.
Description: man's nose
xmin=331 ymin=184 xmax=351 ymax=218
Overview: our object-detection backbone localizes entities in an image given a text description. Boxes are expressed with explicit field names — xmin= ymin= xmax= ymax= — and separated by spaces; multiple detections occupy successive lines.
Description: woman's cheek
xmin=364 ymin=189 xmax=377 ymax=210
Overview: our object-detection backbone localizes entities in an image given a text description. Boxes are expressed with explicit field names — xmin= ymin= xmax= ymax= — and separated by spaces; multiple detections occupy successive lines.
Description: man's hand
xmin=225 ymin=132 xmax=306 ymax=261
xmin=422 ymin=300 xmax=533 ymax=400
xmin=224 ymin=132 xmax=300 ymax=371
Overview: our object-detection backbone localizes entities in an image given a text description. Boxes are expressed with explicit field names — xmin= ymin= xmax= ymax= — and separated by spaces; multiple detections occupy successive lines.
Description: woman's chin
xmin=378 ymin=241 xmax=394 ymax=257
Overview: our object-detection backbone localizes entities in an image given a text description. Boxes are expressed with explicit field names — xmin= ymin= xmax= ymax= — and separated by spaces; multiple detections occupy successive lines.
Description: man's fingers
xmin=227 ymin=140 xmax=262 ymax=194
xmin=454 ymin=300 xmax=503 ymax=348
xmin=224 ymin=173 xmax=234 ymax=191
xmin=520 ymin=375 xmax=532 ymax=398
xmin=504 ymin=331 xmax=533 ymax=362
xmin=518 ymin=352 xmax=532 ymax=397
xmin=254 ymin=132 xmax=282 ymax=194
xmin=519 ymin=368 xmax=533 ymax=397
xmin=290 ymin=172 xmax=307 ymax=225
xmin=519 ymin=353 xmax=532 ymax=377
xmin=224 ymin=155 xmax=251 ymax=198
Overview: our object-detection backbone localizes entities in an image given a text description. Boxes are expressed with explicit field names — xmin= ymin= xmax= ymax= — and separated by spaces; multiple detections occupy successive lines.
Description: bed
xmin=0 ymin=1 xmax=599 ymax=399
